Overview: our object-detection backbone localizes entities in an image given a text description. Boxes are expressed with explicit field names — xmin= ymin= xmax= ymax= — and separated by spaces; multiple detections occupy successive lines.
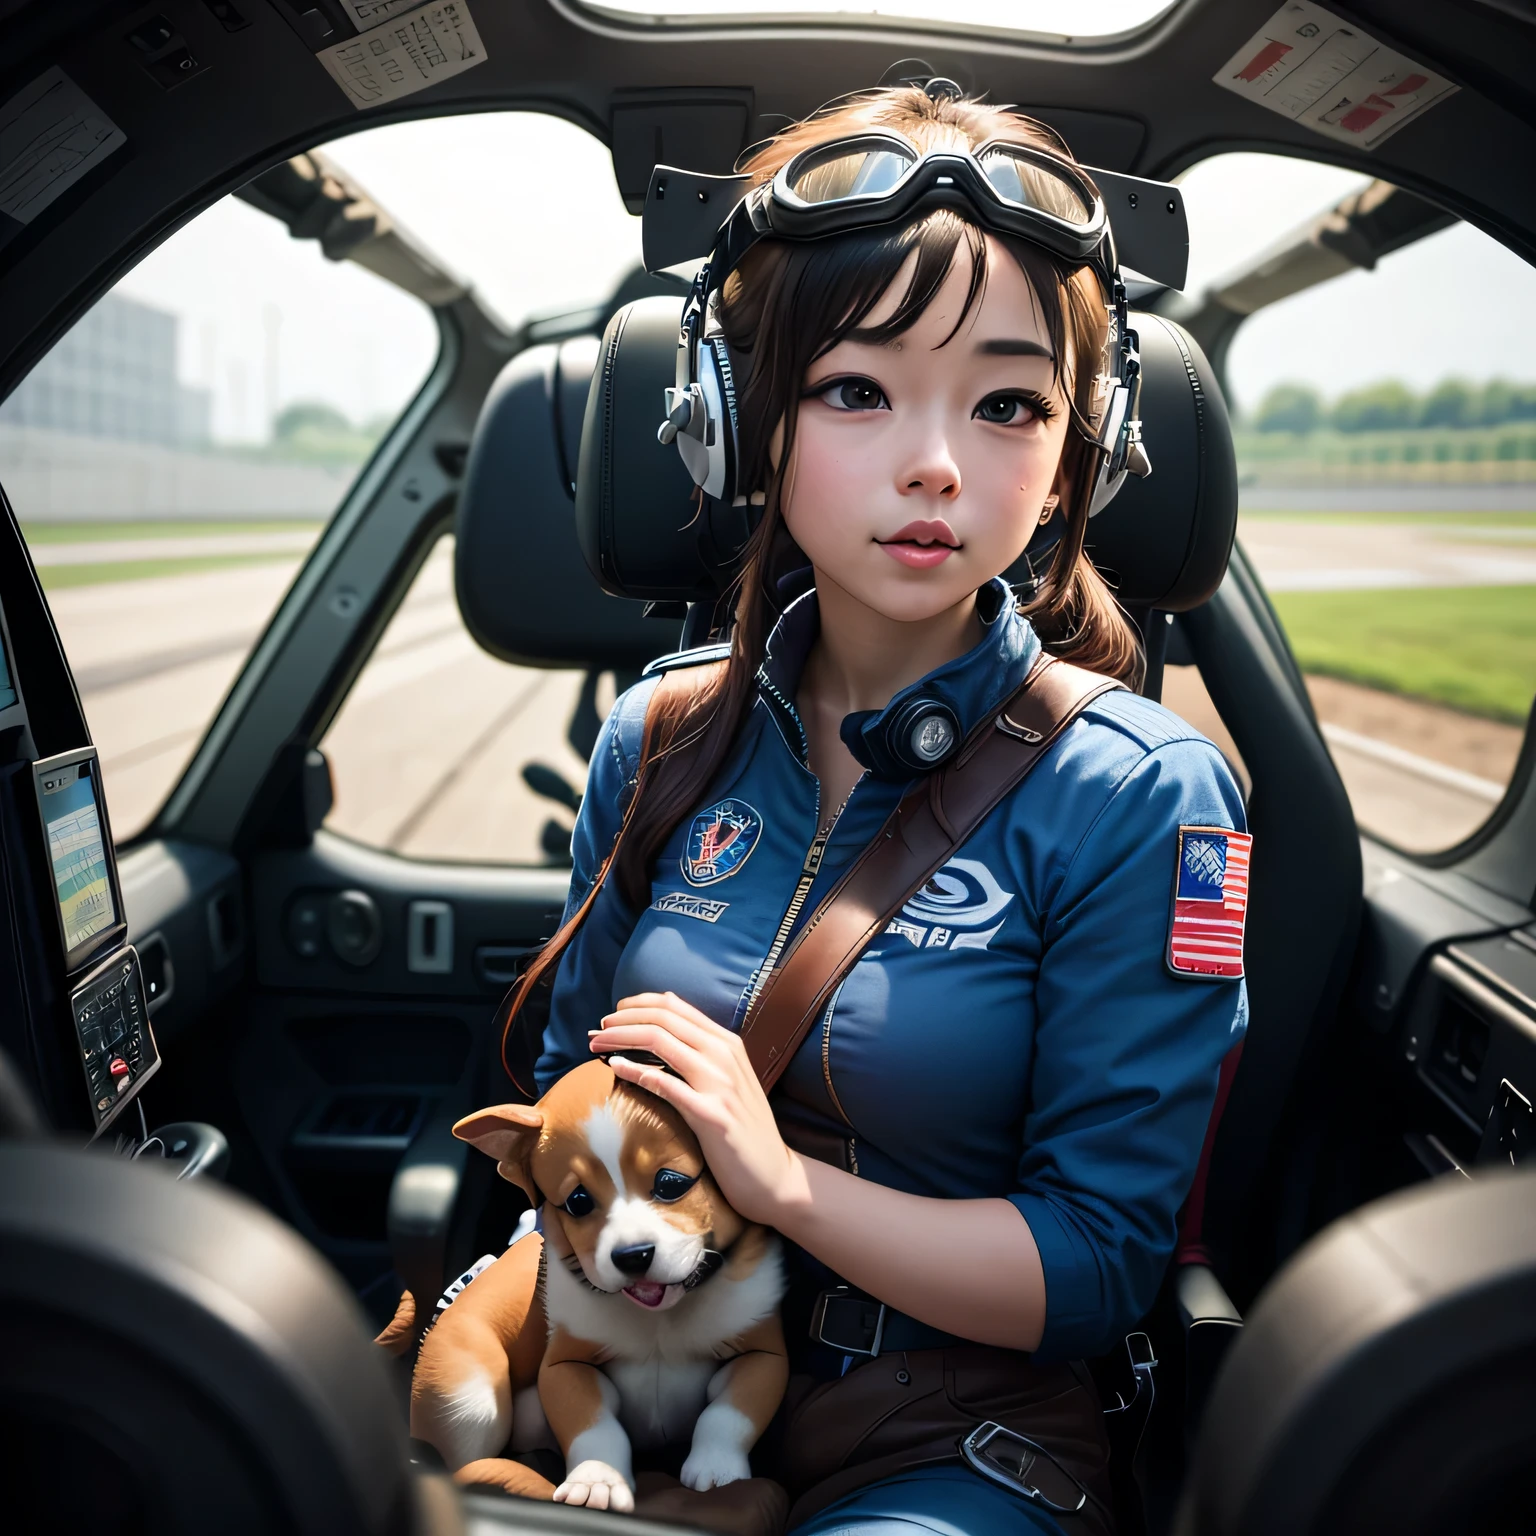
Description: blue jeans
xmin=789 ymin=1466 xmax=1069 ymax=1536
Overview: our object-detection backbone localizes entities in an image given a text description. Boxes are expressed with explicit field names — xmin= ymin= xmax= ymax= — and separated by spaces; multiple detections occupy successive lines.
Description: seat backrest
xmin=455 ymin=333 xmax=667 ymax=674
xmin=1181 ymin=1170 xmax=1536 ymax=1536
xmin=0 ymin=1142 xmax=414 ymax=1536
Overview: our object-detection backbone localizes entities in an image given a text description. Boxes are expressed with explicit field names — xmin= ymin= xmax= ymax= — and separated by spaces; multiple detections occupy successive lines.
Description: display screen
xmin=38 ymin=759 xmax=117 ymax=957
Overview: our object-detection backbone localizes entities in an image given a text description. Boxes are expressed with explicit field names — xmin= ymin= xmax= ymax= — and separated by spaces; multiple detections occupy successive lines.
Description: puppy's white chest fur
xmin=543 ymin=1234 xmax=784 ymax=1449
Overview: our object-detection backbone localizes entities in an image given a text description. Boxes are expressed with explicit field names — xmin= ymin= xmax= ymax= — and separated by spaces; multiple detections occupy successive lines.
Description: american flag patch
xmin=1167 ymin=826 xmax=1252 ymax=979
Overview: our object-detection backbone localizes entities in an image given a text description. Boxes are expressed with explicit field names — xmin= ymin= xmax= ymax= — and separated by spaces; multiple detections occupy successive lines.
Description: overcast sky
xmin=109 ymin=111 xmax=1536 ymax=441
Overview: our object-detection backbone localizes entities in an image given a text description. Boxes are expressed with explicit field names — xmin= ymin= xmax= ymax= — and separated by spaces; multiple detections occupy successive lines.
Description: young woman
xmin=524 ymin=85 xmax=1248 ymax=1534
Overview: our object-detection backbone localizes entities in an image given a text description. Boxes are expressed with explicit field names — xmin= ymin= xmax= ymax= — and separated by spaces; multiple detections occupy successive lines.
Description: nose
xmin=896 ymin=425 xmax=962 ymax=501
xmin=610 ymin=1242 xmax=656 ymax=1276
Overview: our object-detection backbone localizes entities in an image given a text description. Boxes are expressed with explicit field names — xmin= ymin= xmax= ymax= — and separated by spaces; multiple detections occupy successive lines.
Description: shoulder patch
xmin=1168 ymin=826 xmax=1252 ymax=980
xmin=682 ymin=799 xmax=762 ymax=886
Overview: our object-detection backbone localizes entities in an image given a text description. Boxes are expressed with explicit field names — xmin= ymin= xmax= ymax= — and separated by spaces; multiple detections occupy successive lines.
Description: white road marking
xmin=1320 ymin=723 xmax=1505 ymax=803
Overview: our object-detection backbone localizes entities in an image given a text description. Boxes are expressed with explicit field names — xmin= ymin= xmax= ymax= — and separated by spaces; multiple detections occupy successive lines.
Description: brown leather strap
xmin=738 ymin=656 xmax=1124 ymax=1093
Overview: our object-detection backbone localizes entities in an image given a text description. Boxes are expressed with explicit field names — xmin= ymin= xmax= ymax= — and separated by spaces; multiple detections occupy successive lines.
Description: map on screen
xmin=42 ymin=764 xmax=115 ymax=954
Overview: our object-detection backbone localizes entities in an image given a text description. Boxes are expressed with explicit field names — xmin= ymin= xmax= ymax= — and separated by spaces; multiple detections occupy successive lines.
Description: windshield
xmin=574 ymin=0 xmax=1177 ymax=40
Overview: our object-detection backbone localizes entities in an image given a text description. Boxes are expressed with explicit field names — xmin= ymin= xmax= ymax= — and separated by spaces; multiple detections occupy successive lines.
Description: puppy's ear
xmin=453 ymin=1105 xmax=543 ymax=1201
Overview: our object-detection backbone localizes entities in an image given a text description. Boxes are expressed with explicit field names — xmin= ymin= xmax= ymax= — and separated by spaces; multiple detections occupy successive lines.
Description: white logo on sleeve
xmin=885 ymin=858 xmax=1015 ymax=953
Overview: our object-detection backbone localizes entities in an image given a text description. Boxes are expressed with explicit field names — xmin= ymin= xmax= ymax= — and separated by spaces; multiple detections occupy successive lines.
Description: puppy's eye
xmin=652 ymin=1169 xmax=697 ymax=1203
xmin=562 ymin=1185 xmax=595 ymax=1217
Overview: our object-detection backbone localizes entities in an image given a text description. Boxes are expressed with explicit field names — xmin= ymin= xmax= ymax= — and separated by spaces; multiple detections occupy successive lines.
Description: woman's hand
xmin=589 ymin=992 xmax=805 ymax=1226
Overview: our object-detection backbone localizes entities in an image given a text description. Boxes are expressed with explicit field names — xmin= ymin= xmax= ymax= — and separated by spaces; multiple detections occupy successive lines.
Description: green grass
xmin=1271 ymin=585 xmax=1536 ymax=723
xmin=37 ymin=554 xmax=304 ymax=590
xmin=22 ymin=519 xmax=323 ymax=543
xmin=1240 ymin=508 xmax=1536 ymax=527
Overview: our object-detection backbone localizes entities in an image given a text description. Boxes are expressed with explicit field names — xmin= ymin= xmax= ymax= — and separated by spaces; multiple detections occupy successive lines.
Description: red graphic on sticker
xmin=1234 ymin=38 xmax=1293 ymax=83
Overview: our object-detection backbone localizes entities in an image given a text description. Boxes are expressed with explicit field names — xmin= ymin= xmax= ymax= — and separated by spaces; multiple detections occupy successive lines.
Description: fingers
xmin=615 ymin=990 xmax=722 ymax=1033
xmin=606 ymin=1052 xmax=714 ymax=1124
xmin=590 ymin=1019 xmax=713 ymax=1083
xmin=604 ymin=1000 xmax=727 ymax=1057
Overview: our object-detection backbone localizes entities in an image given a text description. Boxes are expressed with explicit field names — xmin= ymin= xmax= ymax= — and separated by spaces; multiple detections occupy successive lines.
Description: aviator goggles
xmin=707 ymin=130 xmax=1116 ymax=291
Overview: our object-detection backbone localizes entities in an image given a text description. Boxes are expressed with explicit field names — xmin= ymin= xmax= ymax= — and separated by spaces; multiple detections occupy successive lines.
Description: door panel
xmin=241 ymin=830 xmax=569 ymax=1295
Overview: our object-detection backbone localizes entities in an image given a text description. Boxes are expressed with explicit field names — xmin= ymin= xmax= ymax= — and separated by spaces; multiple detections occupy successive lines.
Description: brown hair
xmin=501 ymin=87 xmax=1143 ymax=1088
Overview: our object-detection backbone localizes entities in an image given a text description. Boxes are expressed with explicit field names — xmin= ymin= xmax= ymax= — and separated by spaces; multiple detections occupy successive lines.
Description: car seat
xmin=1176 ymin=1168 xmax=1536 ymax=1536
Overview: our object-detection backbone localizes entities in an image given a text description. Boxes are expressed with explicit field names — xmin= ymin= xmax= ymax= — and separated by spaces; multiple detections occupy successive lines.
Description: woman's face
xmin=780 ymin=235 xmax=1075 ymax=626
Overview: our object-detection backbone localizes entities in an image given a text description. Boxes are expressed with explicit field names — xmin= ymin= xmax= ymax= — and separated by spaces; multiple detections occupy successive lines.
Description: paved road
xmin=35 ymin=520 xmax=1533 ymax=863
xmin=30 ymin=531 xmax=319 ymax=566
xmin=1242 ymin=518 xmax=1536 ymax=590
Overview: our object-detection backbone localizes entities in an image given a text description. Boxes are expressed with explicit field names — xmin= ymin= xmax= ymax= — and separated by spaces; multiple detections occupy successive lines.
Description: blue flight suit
xmin=538 ymin=577 xmax=1248 ymax=1534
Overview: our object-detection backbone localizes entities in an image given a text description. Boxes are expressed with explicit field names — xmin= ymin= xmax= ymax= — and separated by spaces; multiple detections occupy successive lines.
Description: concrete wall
xmin=0 ymin=423 xmax=353 ymax=522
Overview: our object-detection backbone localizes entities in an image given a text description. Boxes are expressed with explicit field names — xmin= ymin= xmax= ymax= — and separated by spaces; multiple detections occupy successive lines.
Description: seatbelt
xmin=738 ymin=655 xmax=1124 ymax=1092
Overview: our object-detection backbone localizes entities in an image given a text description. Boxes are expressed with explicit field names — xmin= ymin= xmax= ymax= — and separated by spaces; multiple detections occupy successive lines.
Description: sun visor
xmin=642 ymin=162 xmax=1188 ymax=291
xmin=642 ymin=166 xmax=753 ymax=272
xmin=1090 ymin=168 xmax=1189 ymax=292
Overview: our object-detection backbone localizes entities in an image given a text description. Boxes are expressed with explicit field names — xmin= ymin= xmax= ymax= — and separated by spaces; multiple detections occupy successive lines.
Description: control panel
xmin=73 ymin=945 xmax=160 ymax=1137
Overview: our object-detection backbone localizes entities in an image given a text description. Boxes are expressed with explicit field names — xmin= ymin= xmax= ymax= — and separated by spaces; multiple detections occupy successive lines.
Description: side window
xmin=1174 ymin=154 xmax=1536 ymax=854
xmin=4 ymin=192 xmax=438 ymax=843
xmin=315 ymin=112 xmax=644 ymax=867
xmin=320 ymin=534 xmax=614 ymax=866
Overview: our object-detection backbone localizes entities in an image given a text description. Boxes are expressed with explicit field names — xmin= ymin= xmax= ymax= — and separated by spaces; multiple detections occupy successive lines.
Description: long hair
xmin=501 ymin=87 xmax=1143 ymax=1084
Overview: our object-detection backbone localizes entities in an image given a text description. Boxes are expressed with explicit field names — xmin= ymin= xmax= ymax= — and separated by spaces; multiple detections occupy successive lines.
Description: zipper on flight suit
xmin=745 ymin=673 xmax=863 ymax=1166
xmin=742 ymin=788 xmax=849 ymax=1017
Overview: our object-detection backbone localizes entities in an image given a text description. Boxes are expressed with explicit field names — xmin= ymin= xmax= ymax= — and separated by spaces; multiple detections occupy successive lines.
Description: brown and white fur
xmin=411 ymin=1060 xmax=788 ymax=1510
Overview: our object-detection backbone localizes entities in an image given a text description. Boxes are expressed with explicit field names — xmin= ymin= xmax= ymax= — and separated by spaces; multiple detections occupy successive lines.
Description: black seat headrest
xmin=575 ymin=296 xmax=1237 ymax=613
xmin=455 ymin=334 xmax=669 ymax=673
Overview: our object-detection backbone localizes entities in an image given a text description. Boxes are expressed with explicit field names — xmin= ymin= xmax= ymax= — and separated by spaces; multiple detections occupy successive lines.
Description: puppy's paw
xmin=679 ymin=1445 xmax=752 ymax=1491
xmin=555 ymin=1460 xmax=635 ymax=1512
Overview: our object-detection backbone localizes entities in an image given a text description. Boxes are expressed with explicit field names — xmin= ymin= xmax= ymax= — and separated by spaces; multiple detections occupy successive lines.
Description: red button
xmin=109 ymin=1057 xmax=129 ymax=1078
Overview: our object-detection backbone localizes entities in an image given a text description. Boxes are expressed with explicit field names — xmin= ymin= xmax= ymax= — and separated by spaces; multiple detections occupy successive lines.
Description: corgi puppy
xmin=412 ymin=1060 xmax=788 ymax=1512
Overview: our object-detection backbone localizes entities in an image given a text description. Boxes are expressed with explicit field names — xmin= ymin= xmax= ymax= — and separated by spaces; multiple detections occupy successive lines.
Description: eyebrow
xmin=977 ymin=338 xmax=1054 ymax=359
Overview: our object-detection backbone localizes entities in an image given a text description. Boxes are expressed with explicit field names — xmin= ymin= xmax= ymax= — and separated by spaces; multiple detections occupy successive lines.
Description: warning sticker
xmin=1213 ymin=2 xmax=1457 ymax=150
xmin=338 ymin=0 xmax=429 ymax=29
xmin=319 ymin=0 xmax=486 ymax=110
xmin=0 ymin=68 xmax=125 ymax=226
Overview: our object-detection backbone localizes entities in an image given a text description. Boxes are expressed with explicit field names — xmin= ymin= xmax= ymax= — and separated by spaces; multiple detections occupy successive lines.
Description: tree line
xmin=1250 ymin=379 xmax=1536 ymax=435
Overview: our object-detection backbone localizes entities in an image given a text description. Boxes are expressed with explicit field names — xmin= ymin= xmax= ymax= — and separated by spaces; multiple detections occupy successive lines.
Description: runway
xmin=34 ymin=515 xmax=1533 ymax=861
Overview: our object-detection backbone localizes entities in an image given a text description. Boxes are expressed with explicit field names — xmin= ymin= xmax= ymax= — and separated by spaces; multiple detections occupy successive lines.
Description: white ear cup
xmin=694 ymin=334 xmax=739 ymax=502
xmin=1088 ymin=378 xmax=1131 ymax=518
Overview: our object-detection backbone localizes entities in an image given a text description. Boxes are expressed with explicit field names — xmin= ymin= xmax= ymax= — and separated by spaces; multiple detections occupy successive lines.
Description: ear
xmin=453 ymin=1105 xmax=543 ymax=1200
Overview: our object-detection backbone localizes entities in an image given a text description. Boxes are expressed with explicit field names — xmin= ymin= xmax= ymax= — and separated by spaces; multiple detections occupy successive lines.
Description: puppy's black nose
xmin=611 ymin=1243 xmax=656 ymax=1276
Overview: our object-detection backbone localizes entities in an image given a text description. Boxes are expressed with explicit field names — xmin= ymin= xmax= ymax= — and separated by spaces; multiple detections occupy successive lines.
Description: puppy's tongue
xmin=622 ymin=1280 xmax=668 ymax=1308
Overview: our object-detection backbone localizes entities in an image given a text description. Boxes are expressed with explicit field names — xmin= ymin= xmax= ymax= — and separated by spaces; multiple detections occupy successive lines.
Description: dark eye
xmin=562 ymin=1185 xmax=595 ymax=1217
xmin=974 ymin=391 xmax=1052 ymax=426
xmin=819 ymin=377 xmax=888 ymax=413
xmin=652 ymin=1169 xmax=697 ymax=1203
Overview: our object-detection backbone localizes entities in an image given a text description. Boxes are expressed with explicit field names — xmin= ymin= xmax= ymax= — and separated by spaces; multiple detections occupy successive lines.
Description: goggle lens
xmin=976 ymin=146 xmax=1093 ymax=224
xmin=786 ymin=143 xmax=917 ymax=204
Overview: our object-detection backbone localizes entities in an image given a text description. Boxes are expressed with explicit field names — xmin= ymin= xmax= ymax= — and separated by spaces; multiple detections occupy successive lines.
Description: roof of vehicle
xmin=1 ymin=0 xmax=1533 ymax=398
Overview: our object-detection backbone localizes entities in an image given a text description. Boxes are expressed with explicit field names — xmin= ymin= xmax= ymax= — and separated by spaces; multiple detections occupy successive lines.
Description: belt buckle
xmin=960 ymin=1422 xmax=1088 ymax=1515
xmin=809 ymin=1287 xmax=886 ymax=1356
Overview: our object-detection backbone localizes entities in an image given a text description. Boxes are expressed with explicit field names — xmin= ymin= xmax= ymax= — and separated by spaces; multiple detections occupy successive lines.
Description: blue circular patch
xmin=682 ymin=799 xmax=762 ymax=887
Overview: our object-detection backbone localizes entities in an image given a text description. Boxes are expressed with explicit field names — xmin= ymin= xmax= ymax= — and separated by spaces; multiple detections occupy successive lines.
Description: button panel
xmin=71 ymin=946 xmax=160 ymax=1136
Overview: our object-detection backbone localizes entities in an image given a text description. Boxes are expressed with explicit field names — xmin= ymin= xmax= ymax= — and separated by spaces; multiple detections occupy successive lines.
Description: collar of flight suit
xmin=754 ymin=575 xmax=1043 ymax=771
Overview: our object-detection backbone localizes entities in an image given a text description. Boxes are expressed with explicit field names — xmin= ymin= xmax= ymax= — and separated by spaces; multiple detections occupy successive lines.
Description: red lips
xmin=877 ymin=518 xmax=960 ymax=569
